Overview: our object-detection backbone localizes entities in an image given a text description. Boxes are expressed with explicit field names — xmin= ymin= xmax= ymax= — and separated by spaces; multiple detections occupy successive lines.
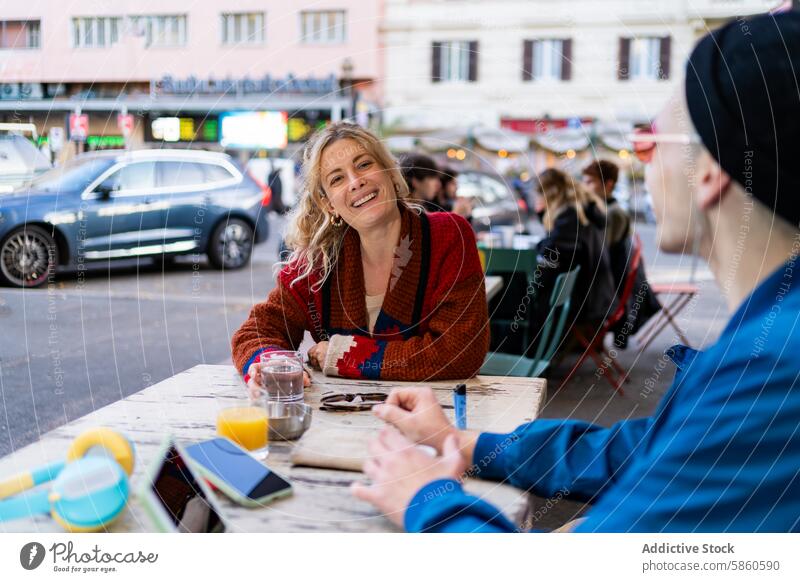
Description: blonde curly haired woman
xmin=232 ymin=123 xmax=489 ymax=395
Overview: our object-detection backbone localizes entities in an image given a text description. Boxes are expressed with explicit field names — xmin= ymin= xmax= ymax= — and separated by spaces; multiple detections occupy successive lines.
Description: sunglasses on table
xmin=628 ymin=123 xmax=702 ymax=163
xmin=320 ymin=391 xmax=388 ymax=411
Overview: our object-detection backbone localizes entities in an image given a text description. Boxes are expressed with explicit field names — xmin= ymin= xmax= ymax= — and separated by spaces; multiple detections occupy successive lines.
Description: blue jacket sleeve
xmin=404 ymin=479 xmax=519 ymax=533
xmin=403 ymin=417 xmax=651 ymax=532
xmin=472 ymin=417 xmax=651 ymax=500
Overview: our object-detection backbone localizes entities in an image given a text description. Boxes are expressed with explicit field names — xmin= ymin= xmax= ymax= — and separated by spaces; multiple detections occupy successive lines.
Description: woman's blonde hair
xmin=537 ymin=168 xmax=606 ymax=230
xmin=280 ymin=122 xmax=412 ymax=290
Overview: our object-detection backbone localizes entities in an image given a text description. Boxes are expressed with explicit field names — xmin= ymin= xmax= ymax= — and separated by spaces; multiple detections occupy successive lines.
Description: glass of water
xmin=260 ymin=351 xmax=305 ymax=402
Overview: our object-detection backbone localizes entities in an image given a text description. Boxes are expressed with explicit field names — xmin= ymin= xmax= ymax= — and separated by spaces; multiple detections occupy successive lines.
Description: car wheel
xmin=0 ymin=225 xmax=57 ymax=288
xmin=207 ymin=218 xmax=254 ymax=270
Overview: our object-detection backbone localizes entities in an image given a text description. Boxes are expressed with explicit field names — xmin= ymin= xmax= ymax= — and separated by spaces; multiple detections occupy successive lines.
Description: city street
xmin=0 ymin=215 xmax=285 ymax=457
xmin=0 ymin=215 xmax=727 ymax=459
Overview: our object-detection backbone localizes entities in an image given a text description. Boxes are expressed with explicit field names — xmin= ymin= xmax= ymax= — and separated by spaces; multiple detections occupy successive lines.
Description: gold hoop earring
xmin=330 ymin=213 xmax=344 ymax=227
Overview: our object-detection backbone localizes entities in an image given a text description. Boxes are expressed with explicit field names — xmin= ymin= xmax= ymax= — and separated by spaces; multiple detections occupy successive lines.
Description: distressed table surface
xmin=0 ymin=365 xmax=546 ymax=533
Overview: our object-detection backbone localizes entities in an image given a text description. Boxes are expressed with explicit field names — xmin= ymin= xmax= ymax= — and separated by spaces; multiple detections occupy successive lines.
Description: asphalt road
xmin=0 ymin=216 xmax=726 ymax=459
xmin=0 ymin=214 xmax=286 ymax=457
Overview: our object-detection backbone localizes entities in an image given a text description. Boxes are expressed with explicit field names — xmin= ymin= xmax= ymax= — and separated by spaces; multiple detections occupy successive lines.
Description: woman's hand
xmin=351 ymin=427 xmax=466 ymax=527
xmin=373 ymin=387 xmax=457 ymax=453
xmin=307 ymin=341 xmax=330 ymax=371
xmin=246 ymin=361 xmax=311 ymax=400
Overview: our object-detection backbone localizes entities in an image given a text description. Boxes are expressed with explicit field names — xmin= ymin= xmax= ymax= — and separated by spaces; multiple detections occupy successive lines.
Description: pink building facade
xmin=0 ymin=0 xmax=384 ymax=153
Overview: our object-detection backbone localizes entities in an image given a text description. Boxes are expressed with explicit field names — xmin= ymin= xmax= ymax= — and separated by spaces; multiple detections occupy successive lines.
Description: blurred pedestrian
xmin=440 ymin=165 xmax=472 ymax=221
xmin=582 ymin=160 xmax=629 ymax=246
xmin=399 ymin=153 xmax=442 ymax=212
xmin=268 ymin=164 xmax=285 ymax=214
xmin=533 ymin=168 xmax=615 ymax=338
xmin=583 ymin=160 xmax=660 ymax=347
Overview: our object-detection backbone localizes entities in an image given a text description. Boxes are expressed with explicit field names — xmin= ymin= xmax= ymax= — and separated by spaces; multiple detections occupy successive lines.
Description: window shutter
xmin=659 ymin=35 xmax=671 ymax=80
xmin=618 ymin=37 xmax=630 ymax=80
xmin=432 ymin=41 xmax=442 ymax=83
xmin=561 ymin=38 xmax=573 ymax=81
xmin=522 ymin=40 xmax=533 ymax=81
xmin=468 ymin=40 xmax=478 ymax=82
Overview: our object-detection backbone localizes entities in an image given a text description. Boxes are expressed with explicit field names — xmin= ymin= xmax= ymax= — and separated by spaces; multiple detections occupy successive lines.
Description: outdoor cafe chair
xmin=481 ymin=267 xmax=581 ymax=378
xmin=559 ymin=235 xmax=643 ymax=395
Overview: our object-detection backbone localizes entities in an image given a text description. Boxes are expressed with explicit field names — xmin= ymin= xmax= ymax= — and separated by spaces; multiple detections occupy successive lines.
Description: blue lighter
xmin=453 ymin=384 xmax=467 ymax=430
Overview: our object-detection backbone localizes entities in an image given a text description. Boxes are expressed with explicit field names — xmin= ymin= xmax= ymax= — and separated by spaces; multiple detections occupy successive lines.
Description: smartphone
xmin=137 ymin=436 xmax=228 ymax=533
xmin=186 ymin=438 xmax=292 ymax=507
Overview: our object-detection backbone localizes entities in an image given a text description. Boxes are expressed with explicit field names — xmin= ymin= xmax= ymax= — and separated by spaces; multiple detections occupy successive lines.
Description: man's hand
xmin=246 ymin=361 xmax=311 ymax=400
xmin=373 ymin=387 xmax=457 ymax=453
xmin=307 ymin=341 xmax=330 ymax=371
xmin=351 ymin=427 xmax=466 ymax=527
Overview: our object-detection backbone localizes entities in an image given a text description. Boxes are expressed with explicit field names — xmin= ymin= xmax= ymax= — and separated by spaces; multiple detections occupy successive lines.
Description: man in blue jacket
xmin=352 ymin=11 xmax=800 ymax=532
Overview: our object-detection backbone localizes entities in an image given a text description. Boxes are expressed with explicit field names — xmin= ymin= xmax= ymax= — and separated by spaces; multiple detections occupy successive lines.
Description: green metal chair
xmin=480 ymin=246 xmax=540 ymax=349
xmin=481 ymin=266 xmax=581 ymax=378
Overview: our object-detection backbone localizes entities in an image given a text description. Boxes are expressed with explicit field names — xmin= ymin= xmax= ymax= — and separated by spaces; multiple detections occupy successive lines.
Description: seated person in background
xmin=400 ymin=153 xmax=443 ymax=213
xmin=581 ymin=160 xmax=629 ymax=247
xmin=352 ymin=12 xmax=800 ymax=532
xmin=439 ymin=166 xmax=473 ymax=221
xmin=232 ymin=123 xmax=489 ymax=396
xmin=531 ymin=168 xmax=615 ymax=348
xmin=582 ymin=160 xmax=661 ymax=347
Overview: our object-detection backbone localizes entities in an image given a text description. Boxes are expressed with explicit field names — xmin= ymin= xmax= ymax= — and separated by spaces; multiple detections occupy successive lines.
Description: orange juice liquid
xmin=216 ymin=406 xmax=269 ymax=451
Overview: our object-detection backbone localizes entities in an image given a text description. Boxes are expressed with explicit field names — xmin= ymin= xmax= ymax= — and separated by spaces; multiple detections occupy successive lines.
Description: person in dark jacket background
xmin=531 ymin=168 xmax=616 ymax=352
xmin=399 ymin=153 xmax=443 ymax=212
xmin=583 ymin=160 xmax=660 ymax=347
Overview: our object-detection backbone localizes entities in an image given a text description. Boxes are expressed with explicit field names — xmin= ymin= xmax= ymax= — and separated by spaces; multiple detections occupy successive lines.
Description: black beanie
xmin=685 ymin=11 xmax=800 ymax=225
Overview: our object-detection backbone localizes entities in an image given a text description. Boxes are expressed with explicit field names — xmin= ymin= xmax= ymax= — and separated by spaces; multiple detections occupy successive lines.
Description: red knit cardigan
xmin=231 ymin=206 xmax=489 ymax=382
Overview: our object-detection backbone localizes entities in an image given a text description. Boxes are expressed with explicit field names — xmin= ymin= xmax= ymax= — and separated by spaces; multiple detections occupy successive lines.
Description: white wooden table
xmin=0 ymin=365 xmax=546 ymax=532
xmin=485 ymin=275 xmax=503 ymax=301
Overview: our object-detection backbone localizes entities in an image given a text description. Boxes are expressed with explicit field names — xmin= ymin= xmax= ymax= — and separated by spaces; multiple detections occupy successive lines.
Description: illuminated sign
xmin=151 ymin=117 xmax=180 ymax=142
xmin=219 ymin=111 xmax=288 ymax=149
xmin=154 ymin=74 xmax=338 ymax=96
xmin=147 ymin=115 xmax=218 ymax=143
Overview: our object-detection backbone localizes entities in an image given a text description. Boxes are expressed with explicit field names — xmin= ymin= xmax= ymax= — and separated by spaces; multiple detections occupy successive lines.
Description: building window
xmin=300 ymin=10 xmax=346 ymax=44
xmin=522 ymin=39 xmax=572 ymax=81
xmin=221 ymin=12 xmax=265 ymax=45
xmin=618 ymin=36 xmax=671 ymax=80
xmin=0 ymin=20 xmax=41 ymax=49
xmin=72 ymin=17 xmax=122 ymax=48
xmin=131 ymin=15 xmax=187 ymax=48
xmin=432 ymin=41 xmax=478 ymax=83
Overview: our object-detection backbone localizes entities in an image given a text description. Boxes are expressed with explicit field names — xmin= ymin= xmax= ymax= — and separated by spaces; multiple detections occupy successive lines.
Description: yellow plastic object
xmin=478 ymin=249 xmax=486 ymax=272
xmin=65 ymin=428 xmax=135 ymax=476
xmin=217 ymin=407 xmax=269 ymax=451
xmin=0 ymin=473 xmax=34 ymax=500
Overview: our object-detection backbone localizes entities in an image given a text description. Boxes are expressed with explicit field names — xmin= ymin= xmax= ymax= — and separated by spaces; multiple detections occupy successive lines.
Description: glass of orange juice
xmin=216 ymin=396 xmax=269 ymax=459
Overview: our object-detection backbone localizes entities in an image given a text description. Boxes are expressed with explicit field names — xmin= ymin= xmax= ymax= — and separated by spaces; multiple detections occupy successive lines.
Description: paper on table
xmin=289 ymin=426 xmax=377 ymax=472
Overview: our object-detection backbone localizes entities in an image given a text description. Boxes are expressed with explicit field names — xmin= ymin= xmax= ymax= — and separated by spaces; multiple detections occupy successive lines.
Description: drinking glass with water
xmin=260 ymin=351 xmax=305 ymax=402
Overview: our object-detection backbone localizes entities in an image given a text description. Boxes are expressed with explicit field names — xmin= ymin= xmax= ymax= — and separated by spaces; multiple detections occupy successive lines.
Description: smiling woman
xmin=232 ymin=122 xmax=489 ymax=393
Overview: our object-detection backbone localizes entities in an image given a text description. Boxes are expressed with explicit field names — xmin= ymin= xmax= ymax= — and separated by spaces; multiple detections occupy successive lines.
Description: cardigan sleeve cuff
xmin=241 ymin=346 xmax=285 ymax=382
xmin=322 ymin=334 xmax=357 ymax=377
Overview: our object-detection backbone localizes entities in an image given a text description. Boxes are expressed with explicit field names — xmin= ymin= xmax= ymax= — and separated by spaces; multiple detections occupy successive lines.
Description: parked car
xmin=456 ymin=170 xmax=525 ymax=231
xmin=0 ymin=149 xmax=270 ymax=288
xmin=0 ymin=133 xmax=52 ymax=194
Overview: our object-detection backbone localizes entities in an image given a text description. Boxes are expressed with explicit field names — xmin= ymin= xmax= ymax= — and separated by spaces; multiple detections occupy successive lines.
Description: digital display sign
xmin=146 ymin=115 xmax=219 ymax=143
xmin=219 ymin=111 xmax=288 ymax=149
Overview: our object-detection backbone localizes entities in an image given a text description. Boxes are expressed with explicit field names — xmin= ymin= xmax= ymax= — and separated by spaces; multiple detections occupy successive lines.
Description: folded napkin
xmin=289 ymin=426 xmax=376 ymax=472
